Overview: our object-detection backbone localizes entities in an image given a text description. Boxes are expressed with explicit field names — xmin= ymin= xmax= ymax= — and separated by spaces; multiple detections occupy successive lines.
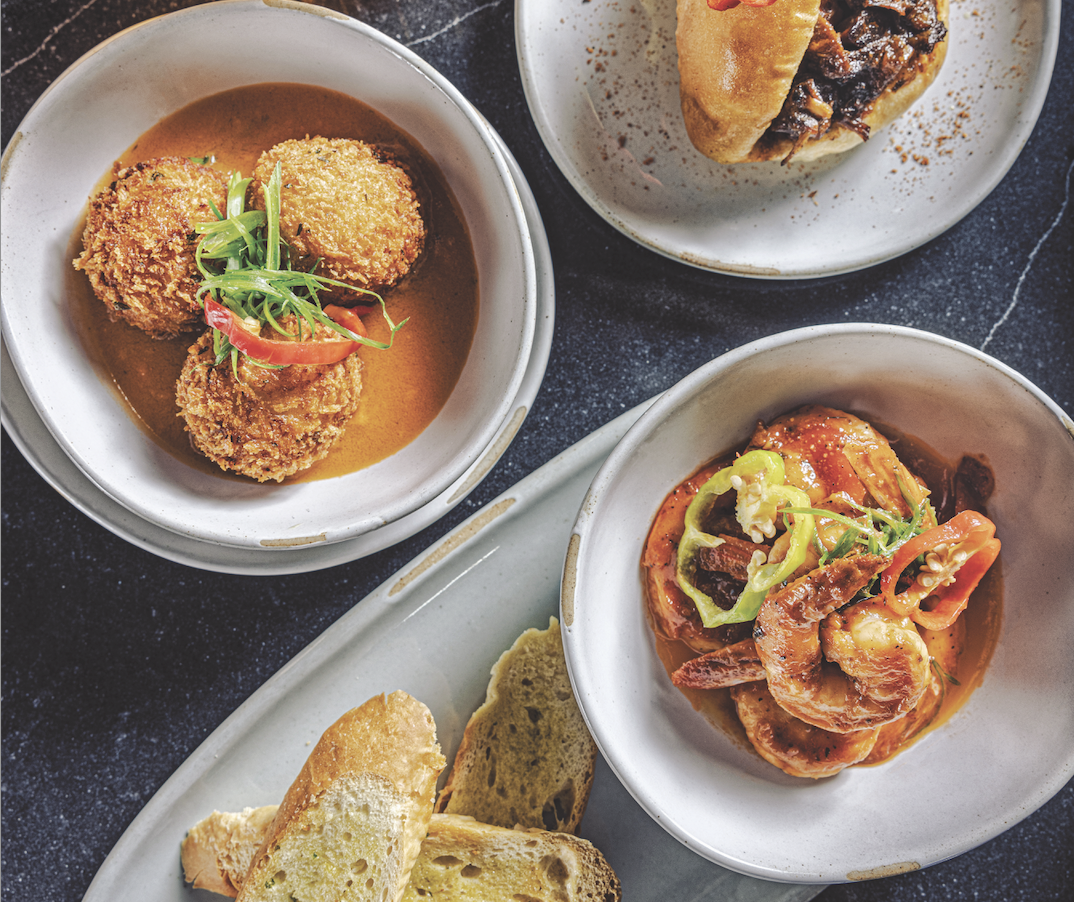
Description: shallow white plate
xmin=516 ymin=0 xmax=1059 ymax=277
xmin=1 ymin=130 xmax=552 ymax=575
xmin=562 ymin=324 xmax=1074 ymax=882
xmin=2 ymin=0 xmax=537 ymax=549
xmin=80 ymin=400 xmax=820 ymax=902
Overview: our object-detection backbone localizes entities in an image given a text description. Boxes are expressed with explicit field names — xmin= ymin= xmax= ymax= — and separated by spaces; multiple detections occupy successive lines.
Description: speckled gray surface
xmin=2 ymin=0 xmax=1071 ymax=899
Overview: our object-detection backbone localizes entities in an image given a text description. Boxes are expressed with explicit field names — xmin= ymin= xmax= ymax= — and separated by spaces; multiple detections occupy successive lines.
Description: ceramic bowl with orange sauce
xmin=560 ymin=323 xmax=1074 ymax=883
xmin=1 ymin=0 xmax=545 ymax=555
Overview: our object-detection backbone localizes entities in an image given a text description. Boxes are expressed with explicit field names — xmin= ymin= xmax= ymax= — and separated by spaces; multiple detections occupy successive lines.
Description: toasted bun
xmin=435 ymin=617 xmax=598 ymax=834
xmin=236 ymin=692 xmax=444 ymax=902
xmin=676 ymin=0 xmax=949 ymax=163
xmin=401 ymin=814 xmax=622 ymax=902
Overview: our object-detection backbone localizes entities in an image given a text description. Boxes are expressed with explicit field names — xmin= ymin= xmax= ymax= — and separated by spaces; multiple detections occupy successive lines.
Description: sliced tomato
xmin=322 ymin=304 xmax=368 ymax=339
xmin=880 ymin=510 xmax=1000 ymax=630
xmin=204 ymin=297 xmax=366 ymax=366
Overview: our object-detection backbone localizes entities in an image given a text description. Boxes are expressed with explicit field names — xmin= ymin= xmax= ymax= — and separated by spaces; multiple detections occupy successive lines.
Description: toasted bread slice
xmin=182 ymin=810 xmax=621 ymax=902
xmin=435 ymin=617 xmax=598 ymax=834
xmin=182 ymin=806 xmax=278 ymax=896
xmin=234 ymin=691 xmax=444 ymax=902
xmin=402 ymin=814 xmax=621 ymax=901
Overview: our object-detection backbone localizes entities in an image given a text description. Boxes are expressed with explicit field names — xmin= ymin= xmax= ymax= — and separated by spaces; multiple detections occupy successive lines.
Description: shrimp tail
xmin=672 ymin=638 xmax=766 ymax=689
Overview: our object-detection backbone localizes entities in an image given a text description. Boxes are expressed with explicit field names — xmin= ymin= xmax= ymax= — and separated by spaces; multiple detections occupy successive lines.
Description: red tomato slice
xmin=322 ymin=304 xmax=368 ymax=339
xmin=203 ymin=297 xmax=366 ymax=366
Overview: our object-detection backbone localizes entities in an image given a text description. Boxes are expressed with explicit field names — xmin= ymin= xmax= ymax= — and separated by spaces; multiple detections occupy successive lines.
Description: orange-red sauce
xmin=68 ymin=83 xmax=478 ymax=482
xmin=645 ymin=421 xmax=1003 ymax=764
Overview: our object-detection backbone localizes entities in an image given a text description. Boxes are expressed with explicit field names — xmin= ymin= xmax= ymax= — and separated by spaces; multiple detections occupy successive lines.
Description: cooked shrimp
xmin=749 ymin=405 xmax=930 ymax=520
xmin=671 ymin=638 xmax=765 ymax=689
xmin=730 ymin=681 xmax=879 ymax=779
xmin=864 ymin=618 xmax=964 ymax=763
xmin=755 ymin=554 xmax=931 ymax=733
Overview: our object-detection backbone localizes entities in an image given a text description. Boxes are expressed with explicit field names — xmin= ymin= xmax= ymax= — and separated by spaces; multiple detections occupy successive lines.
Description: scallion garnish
xmin=193 ymin=163 xmax=407 ymax=369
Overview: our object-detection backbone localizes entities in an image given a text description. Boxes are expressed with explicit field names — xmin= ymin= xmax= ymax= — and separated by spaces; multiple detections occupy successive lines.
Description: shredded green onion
xmin=193 ymin=163 xmax=407 ymax=367
xmin=787 ymin=494 xmax=934 ymax=567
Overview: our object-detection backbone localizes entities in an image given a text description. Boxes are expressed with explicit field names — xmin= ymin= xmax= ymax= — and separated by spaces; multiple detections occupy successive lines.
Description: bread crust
xmin=182 ymin=806 xmax=278 ymax=897
xmin=435 ymin=617 xmax=598 ymax=834
xmin=181 ymin=810 xmax=622 ymax=902
xmin=401 ymin=814 xmax=622 ymax=902
xmin=237 ymin=692 xmax=444 ymax=902
xmin=677 ymin=0 xmax=820 ymax=163
xmin=676 ymin=0 xmax=949 ymax=163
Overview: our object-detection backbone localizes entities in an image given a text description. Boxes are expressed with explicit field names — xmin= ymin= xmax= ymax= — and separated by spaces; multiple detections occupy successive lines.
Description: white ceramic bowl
xmin=1 ymin=0 xmax=538 ymax=550
xmin=562 ymin=324 xmax=1074 ymax=883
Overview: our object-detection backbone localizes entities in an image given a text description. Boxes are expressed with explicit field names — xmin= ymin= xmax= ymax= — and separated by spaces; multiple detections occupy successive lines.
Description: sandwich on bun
xmin=676 ymin=0 xmax=949 ymax=163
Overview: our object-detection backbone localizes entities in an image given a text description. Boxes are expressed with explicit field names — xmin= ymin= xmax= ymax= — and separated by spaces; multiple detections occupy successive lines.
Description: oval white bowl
xmin=562 ymin=323 xmax=1074 ymax=882
xmin=1 ymin=0 xmax=538 ymax=549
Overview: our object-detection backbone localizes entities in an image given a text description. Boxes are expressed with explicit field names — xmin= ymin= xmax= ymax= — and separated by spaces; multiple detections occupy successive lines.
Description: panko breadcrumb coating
xmin=252 ymin=137 xmax=425 ymax=291
xmin=175 ymin=321 xmax=363 ymax=483
xmin=74 ymin=157 xmax=228 ymax=339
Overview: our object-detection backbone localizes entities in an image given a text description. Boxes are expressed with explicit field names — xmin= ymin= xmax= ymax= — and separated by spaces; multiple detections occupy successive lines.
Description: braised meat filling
xmin=765 ymin=0 xmax=946 ymax=162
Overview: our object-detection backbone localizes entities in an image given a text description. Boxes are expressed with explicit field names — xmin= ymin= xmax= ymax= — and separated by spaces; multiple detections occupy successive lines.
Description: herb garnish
xmin=193 ymin=164 xmax=407 ymax=370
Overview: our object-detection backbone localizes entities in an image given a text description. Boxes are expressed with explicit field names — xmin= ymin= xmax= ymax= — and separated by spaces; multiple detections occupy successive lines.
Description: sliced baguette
xmin=182 ymin=806 xmax=278 ymax=896
xmin=235 ymin=691 xmax=444 ymax=902
xmin=435 ymin=617 xmax=598 ymax=834
xmin=401 ymin=813 xmax=621 ymax=902
xmin=182 ymin=810 xmax=621 ymax=902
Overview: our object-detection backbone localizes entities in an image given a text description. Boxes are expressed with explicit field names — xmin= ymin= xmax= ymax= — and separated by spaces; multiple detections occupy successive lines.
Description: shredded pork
xmin=766 ymin=0 xmax=947 ymax=162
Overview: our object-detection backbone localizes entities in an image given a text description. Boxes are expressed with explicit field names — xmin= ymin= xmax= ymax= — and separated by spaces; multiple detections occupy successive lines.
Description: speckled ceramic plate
xmin=2 ymin=0 xmax=538 ymax=551
xmin=516 ymin=0 xmax=1059 ymax=277
xmin=562 ymin=324 xmax=1074 ymax=881
xmin=79 ymin=398 xmax=820 ymax=902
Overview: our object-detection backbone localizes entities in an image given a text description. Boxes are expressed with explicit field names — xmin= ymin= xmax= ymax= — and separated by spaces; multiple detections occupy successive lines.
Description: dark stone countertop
xmin=2 ymin=0 xmax=1071 ymax=899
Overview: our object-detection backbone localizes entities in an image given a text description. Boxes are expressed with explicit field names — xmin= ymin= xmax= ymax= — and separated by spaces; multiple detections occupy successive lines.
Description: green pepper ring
xmin=675 ymin=449 xmax=815 ymax=627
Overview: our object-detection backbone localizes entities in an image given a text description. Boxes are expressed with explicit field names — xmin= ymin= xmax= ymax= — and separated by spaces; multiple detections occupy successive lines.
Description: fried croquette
xmin=175 ymin=321 xmax=363 ymax=483
xmin=252 ymin=137 xmax=425 ymax=291
xmin=74 ymin=157 xmax=228 ymax=339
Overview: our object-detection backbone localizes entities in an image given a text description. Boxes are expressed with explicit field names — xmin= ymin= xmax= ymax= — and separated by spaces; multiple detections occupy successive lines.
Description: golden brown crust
xmin=289 ymin=694 xmax=443 ymax=804
xmin=238 ymin=692 xmax=444 ymax=902
xmin=677 ymin=0 xmax=821 ymax=163
xmin=73 ymin=157 xmax=227 ymax=337
xmin=175 ymin=322 xmax=362 ymax=482
xmin=676 ymin=0 xmax=949 ymax=163
xmin=252 ymin=137 xmax=425 ymax=292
